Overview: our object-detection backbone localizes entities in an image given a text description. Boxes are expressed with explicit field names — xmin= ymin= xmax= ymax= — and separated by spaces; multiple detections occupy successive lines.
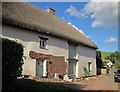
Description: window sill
xmin=40 ymin=47 xmax=48 ymax=50
xmin=67 ymin=58 xmax=78 ymax=61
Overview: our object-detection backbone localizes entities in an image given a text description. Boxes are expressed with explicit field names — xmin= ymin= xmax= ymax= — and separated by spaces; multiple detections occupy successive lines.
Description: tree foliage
xmin=102 ymin=51 xmax=120 ymax=70
xmin=96 ymin=51 xmax=103 ymax=68
xmin=96 ymin=51 xmax=101 ymax=59
xmin=114 ymin=51 xmax=120 ymax=61
xmin=113 ymin=61 xmax=120 ymax=70
xmin=104 ymin=51 xmax=120 ymax=64
xmin=96 ymin=51 xmax=103 ymax=75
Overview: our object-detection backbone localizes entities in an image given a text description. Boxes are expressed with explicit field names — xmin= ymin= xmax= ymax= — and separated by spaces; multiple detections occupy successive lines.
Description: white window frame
xmin=40 ymin=39 xmax=46 ymax=49
xmin=39 ymin=36 xmax=48 ymax=49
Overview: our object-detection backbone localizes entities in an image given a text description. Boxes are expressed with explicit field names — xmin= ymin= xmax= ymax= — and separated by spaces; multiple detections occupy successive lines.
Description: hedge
xmin=2 ymin=37 xmax=24 ymax=91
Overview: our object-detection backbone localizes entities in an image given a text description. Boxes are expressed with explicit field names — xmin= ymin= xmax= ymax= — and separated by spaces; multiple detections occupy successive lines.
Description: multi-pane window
xmin=39 ymin=36 xmax=48 ymax=49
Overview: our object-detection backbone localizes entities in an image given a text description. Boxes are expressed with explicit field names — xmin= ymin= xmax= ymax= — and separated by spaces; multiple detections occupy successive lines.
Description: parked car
xmin=114 ymin=70 xmax=120 ymax=82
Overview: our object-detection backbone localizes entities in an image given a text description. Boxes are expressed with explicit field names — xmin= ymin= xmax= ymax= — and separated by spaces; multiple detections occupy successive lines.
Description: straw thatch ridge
xmin=2 ymin=2 xmax=98 ymax=49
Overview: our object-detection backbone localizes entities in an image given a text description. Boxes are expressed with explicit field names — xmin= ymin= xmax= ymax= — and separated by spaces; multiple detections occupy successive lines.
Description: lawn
xmin=3 ymin=79 xmax=71 ymax=92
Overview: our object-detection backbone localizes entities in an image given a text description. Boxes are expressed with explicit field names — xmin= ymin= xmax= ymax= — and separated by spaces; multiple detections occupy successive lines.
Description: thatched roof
xmin=2 ymin=2 xmax=98 ymax=49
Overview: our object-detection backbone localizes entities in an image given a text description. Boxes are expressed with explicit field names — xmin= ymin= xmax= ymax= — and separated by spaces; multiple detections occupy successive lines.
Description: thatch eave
xmin=2 ymin=2 xmax=98 ymax=49
xmin=3 ymin=20 xmax=98 ymax=50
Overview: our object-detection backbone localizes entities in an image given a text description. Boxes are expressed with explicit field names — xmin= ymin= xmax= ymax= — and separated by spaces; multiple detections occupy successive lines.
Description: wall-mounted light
xmin=48 ymin=60 xmax=52 ymax=64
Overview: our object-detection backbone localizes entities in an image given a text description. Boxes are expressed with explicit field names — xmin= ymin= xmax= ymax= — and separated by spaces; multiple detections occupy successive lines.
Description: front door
xmin=36 ymin=60 xmax=43 ymax=77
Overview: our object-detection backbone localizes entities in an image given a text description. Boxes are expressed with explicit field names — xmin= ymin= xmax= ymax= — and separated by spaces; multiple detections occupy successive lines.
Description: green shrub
xmin=2 ymin=37 xmax=24 ymax=80
xmin=2 ymin=37 xmax=24 ymax=91
xmin=113 ymin=62 xmax=120 ymax=70
xmin=83 ymin=67 xmax=89 ymax=77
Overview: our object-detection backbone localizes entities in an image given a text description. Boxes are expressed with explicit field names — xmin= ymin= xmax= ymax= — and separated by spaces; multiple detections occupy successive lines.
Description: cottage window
xmin=68 ymin=45 xmax=77 ymax=59
xmin=68 ymin=41 xmax=78 ymax=59
xmin=88 ymin=62 xmax=92 ymax=72
xmin=39 ymin=36 xmax=48 ymax=49
xmin=40 ymin=39 xmax=46 ymax=48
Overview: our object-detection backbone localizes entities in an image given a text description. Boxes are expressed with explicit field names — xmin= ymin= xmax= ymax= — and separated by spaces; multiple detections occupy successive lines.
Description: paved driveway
xmin=63 ymin=68 xmax=120 ymax=91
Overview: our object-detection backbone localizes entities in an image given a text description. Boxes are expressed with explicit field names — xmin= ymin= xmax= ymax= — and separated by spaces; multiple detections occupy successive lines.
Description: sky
xmin=28 ymin=2 xmax=118 ymax=52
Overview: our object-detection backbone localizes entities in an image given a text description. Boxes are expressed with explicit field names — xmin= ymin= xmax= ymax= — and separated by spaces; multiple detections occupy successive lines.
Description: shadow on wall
xmin=3 ymin=24 xmax=68 ymax=50
xmin=3 ymin=24 xmax=96 ymax=59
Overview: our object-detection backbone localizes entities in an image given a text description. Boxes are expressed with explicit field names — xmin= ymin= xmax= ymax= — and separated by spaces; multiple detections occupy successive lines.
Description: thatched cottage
xmin=2 ymin=2 xmax=98 ymax=81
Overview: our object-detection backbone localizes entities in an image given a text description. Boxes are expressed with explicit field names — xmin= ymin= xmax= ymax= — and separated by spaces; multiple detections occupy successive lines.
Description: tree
xmin=103 ymin=51 xmax=120 ymax=70
xmin=96 ymin=51 xmax=101 ymax=59
xmin=114 ymin=51 xmax=120 ymax=61
xmin=113 ymin=60 xmax=120 ymax=70
xmin=96 ymin=51 xmax=103 ymax=75
xmin=104 ymin=51 xmax=120 ymax=64
xmin=109 ymin=54 xmax=116 ymax=64
xmin=96 ymin=51 xmax=103 ymax=68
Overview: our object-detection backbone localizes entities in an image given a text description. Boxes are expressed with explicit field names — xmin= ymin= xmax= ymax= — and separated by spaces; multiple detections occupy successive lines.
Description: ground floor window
xmin=88 ymin=62 xmax=92 ymax=72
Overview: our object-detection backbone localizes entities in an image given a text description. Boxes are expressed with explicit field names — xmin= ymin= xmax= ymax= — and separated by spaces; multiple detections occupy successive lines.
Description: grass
xmin=101 ymin=52 xmax=114 ymax=59
xmin=3 ymin=79 xmax=71 ymax=92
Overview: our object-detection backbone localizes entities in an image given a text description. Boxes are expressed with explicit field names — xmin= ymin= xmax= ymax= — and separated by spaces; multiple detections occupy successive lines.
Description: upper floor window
xmin=39 ymin=36 xmax=48 ymax=49
xmin=68 ymin=42 xmax=78 ymax=59
xmin=40 ymin=39 xmax=46 ymax=48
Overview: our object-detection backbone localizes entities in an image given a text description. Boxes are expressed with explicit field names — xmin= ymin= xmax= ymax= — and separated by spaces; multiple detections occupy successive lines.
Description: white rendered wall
xmin=76 ymin=45 xmax=96 ymax=77
xmin=2 ymin=24 xmax=96 ymax=77
xmin=2 ymin=24 xmax=69 ymax=76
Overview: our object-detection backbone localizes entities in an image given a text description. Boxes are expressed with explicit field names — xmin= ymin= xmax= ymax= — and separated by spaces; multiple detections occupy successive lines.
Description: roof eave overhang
xmin=3 ymin=22 xmax=98 ymax=50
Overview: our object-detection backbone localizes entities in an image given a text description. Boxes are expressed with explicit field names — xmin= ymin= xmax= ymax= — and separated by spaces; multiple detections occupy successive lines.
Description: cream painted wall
xmin=2 ymin=24 xmax=69 ymax=76
xmin=76 ymin=45 xmax=96 ymax=77
xmin=2 ymin=24 xmax=96 ymax=77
